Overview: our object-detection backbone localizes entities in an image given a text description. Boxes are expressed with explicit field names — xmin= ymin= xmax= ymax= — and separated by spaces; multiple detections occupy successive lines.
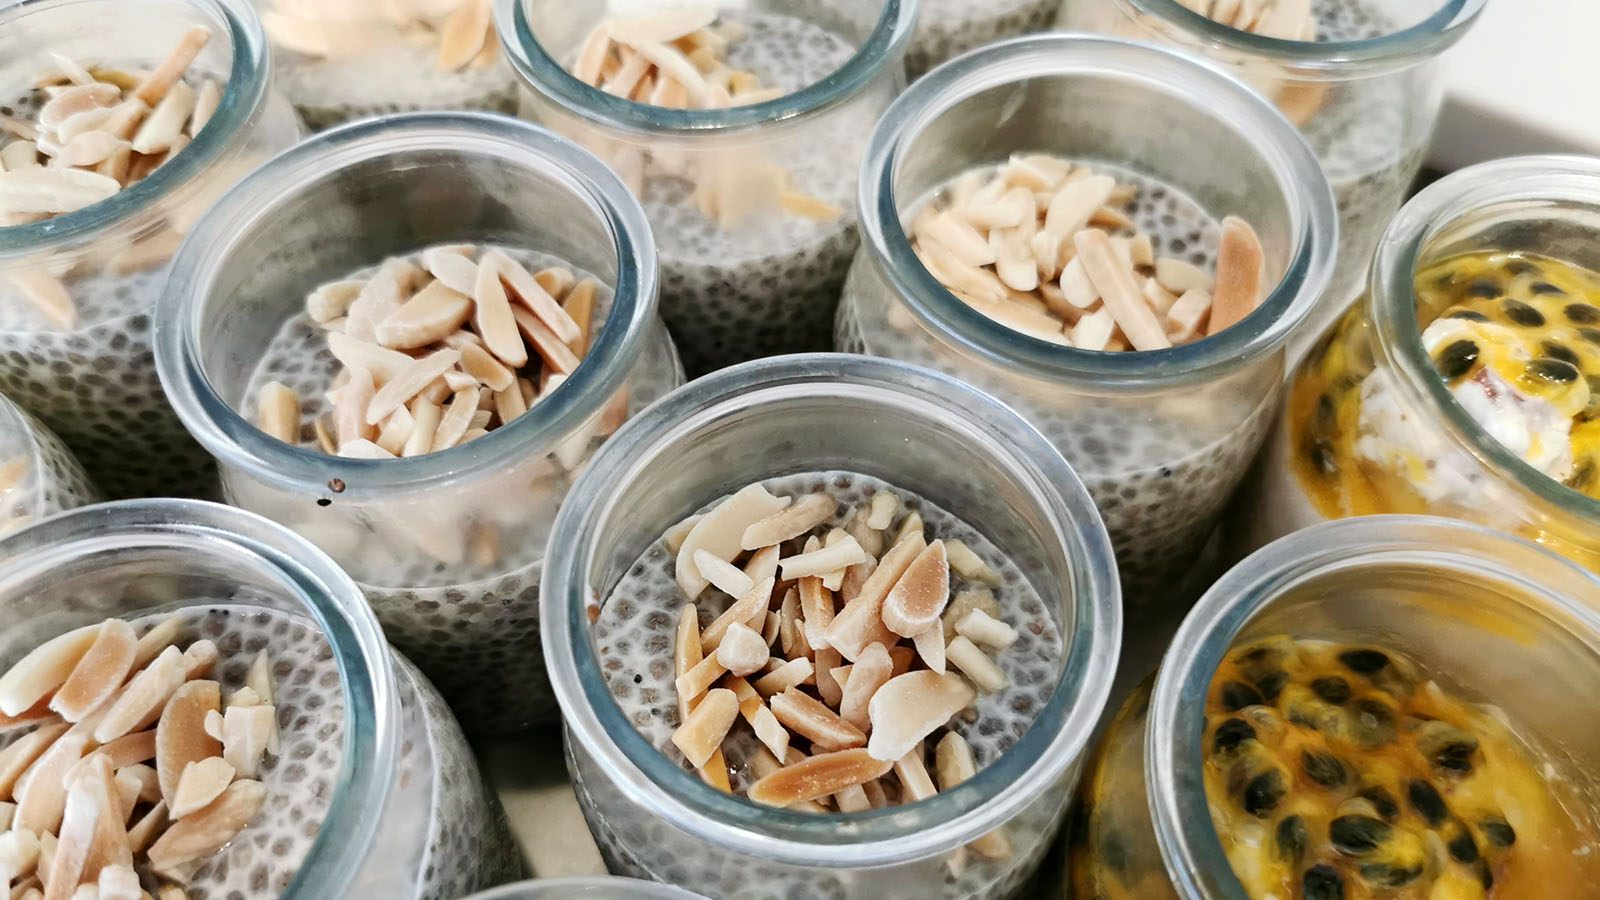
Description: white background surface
xmin=1433 ymin=0 xmax=1600 ymax=169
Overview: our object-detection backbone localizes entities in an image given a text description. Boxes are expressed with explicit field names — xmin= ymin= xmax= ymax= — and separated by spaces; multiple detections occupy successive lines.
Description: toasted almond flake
xmin=118 ymin=761 xmax=161 ymax=804
xmin=37 ymin=83 xmax=120 ymax=131
xmin=1207 ymin=216 xmax=1265 ymax=335
xmin=0 ymin=723 xmax=70 ymax=798
xmin=837 ymin=643 xmax=892 ymax=733
xmin=417 ymin=246 xmax=476 ymax=296
xmin=662 ymin=515 xmax=704 ymax=557
xmin=626 ymin=39 xmax=713 ymax=106
xmin=670 ymin=687 xmax=736 ymax=768
xmin=483 ymin=251 xmax=581 ymax=347
xmin=185 ymin=78 xmax=221 ymax=136
xmin=739 ymin=544 xmax=780 ymax=586
xmin=797 ymin=575 xmax=835 ymax=650
xmin=362 ymin=348 xmax=460 ymax=426
xmin=713 ymin=622 xmax=769 ymax=678
xmin=573 ymin=22 xmax=612 ymax=83
xmin=43 ymin=770 xmax=99 ymax=900
xmin=1154 ymin=256 xmax=1214 ymax=295
xmin=344 ymin=258 xmax=420 ymax=344
xmin=911 ymin=625 xmax=946 ymax=674
xmin=0 ymin=827 xmax=40 ymax=882
xmin=466 ymin=261 xmax=526 ymax=369
xmin=861 ymin=493 xmax=896 ymax=532
xmin=335 ymin=437 xmax=392 ymax=459
xmin=920 ymin=212 xmax=995 ymax=268
xmin=865 ymin=671 xmax=976 ymax=762
xmin=427 ymin=388 xmax=475 ymax=452
xmin=682 ymin=552 xmax=751 ymax=602
xmin=699 ymin=576 xmax=774 ymax=652
xmin=436 ymin=0 xmax=491 ymax=71
xmin=894 ymin=747 xmax=938 ymax=802
xmin=778 ymin=536 xmax=867 ymax=581
xmin=881 ymin=540 xmax=950 ymax=637
xmin=154 ymin=680 xmax=220 ymax=808
xmin=945 ymin=636 xmax=1009 ymax=693
xmin=915 ymin=239 xmax=1008 ymax=304
xmin=97 ymin=863 xmax=140 ymax=900
xmin=248 ymin=381 xmax=302 ymax=445
xmin=325 ymin=332 xmax=415 ymax=387
xmin=221 ymin=705 xmax=273 ymax=780
xmin=131 ymin=26 xmax=209 ymax=105
xmin=1069 ymin=306 xmax=1115 ymax=351
xmin=145 ymin=779 xmax=264 ymax=875
xmin=1074 ymin=229 xmax=1170 ymax=351
xmin=50 ymin=620 xmax=136 ymax=724
xmin=824 ymin=534 xmax=924 ymax=661
xmin=1 ymin=140 xmax=39 ymax=171
xmin=0 ymin=167 xmax=120 ymax=216
xmin=165 ymin=757 xmax=231 ymax=821
xmin=58 ymin=131 xmax=122 ymax=169
xmin=446 ymin=339 xmax=512 ymax=393
xmin=558 ymin=279 xmax=598 ymax=356
xmin=511 ymin=305 xmax=580 ymax=375
xmin=894 ymin=511 xmax=925 ymax=546
xmin=676 ymin=485 xmax=789 ymax=599
xmin=371 ymin=280 xmax=471 ymax=348
xmin=92 ymin=646 xmax=185 ymax=744
xmin=943 ymin=540 xmax=1001 ymax=587
xmin=1041 ymin=174 xmax=1116 ymax=239
xmin=0 ymin=624 xmax=103 ymax=717
xmin=748 ymin=748 xmax=893 ymax=807
xmin=303 ymin=279 xmax=361 ymax=324
xmin=769 ymin=688 xmax=865 ymax=751
xmin=934 ymin=731 xmax=976 ymax=797
xmin=121 ymin=800 xmax=166 ymax=856
xmin=1166 ymin=288 xmax=1213 ymax=342
xmin=752 ymin=658 xmax=813 ymax=697
xmin=130 ymin=81 xmax=195 ymax=155
xmin=739 ymin=492 xmax=836 ymax=551
xmin=953 ymin=609 xmax=1018 ymax=652
xmin=833 ymin=782 xmax=870 ymax=812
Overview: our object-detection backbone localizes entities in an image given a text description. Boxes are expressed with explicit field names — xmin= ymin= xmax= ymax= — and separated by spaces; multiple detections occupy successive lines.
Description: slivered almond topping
xmin=881 ymin=540 xmax=950 ymax=638
xmin=97 ymin=730 xmax=155 ymax=771
xmin=0 ymin=723 xmax=70 ymax=798
xmin=700 ymin=576 xmax=774 ymax=652
xmin=220 ymin=705 xmax=274 ymax=780
xmin=93 ymin=646 xmax=185 ymax=744
xmin=714 ymin=622 xmax=768 ymax=678
xmin=375 ymin=281 xmax=474 ymax=350
xmin=155 ymin=681 xmax=220 ymax=808
xmin=945 ymin=636 xmax=1009 ymax=693
xmin=777 ymin=535 xmax=868 ymax=581
xmin=747 ymin=749 xmax=893 ymax=807
xmin=943 ymin=541 xmax=1001 ymax=587
xmin=49 ymin=620 xmax=136 ymax=724
xmin=824 ymin=534 xmax=924 ymax=661
xmin=751 ymin=658 xmax=813 ymax=697
xmin=837 ymin=643 xmax=892 ymax=733
xmin=254 ymin=382 xmax=301 ymax=445
xmin=670 ymin=688 xmax=737 ymax=768
xmin=692 ymin=550 xmax=754 ymax=600
xmin=866 ymin=671 xmax=976 ymax=762
xmin=1207 ymin=216 xmax=1265 ymax=335
xmin=911 ymin=625 xmax=946 ymax=675
xmin=145 ymin=780 xmax=265 ymax=874
xmin=894 ymin=746 xmax=937 ymax=802
xmin=167 ymin=758 xmax=233 ymax=819
xmin=675 ymin=484 xmax=789 ymax=599
xmin=769 ymin=688 xmax=865 ymax=751
xmin=740 ymin=492 xmax=837 ymax=551
xmin=742 ymin=544 xmax=780 ymax=584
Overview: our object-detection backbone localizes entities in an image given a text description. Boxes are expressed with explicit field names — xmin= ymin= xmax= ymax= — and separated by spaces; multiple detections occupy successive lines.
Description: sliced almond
xmin=747 ymin=748 xmax=893 ymax=807
xmin=692 ymin=550 xmax=754 ymax=600
xmin=436 ymin=0 xmax=491 ymax=71
xmin=124 ymin=800 xmax=166 ymax=854
xmin=955 ymin=609 xmax=1018 ymax=651
xmin=1166 ymin=288 xmax=1213 ymax=343
xmin=325 ymin=332 xmax=415 ymax=385
xmin=669 ymin=687 xmax=736 ymax=768
xmin=42 ymin=768 xmax=99 ymax=900
xmin=740 ymin=493 xmax=836 ymax=551
xmin=837 ymin=642 xmax=892 ymax=733
xmin=452 ymin=339 xmax=516 ymax=393
xmin=145 ymin=780 xmax=265 ymax=874
xmin=0 ymin=723 xmax=70 ymax=798
xmin=486 ymin=249 xmax=580 ymax=344
xmin=154 ymin=681 xmax=220 ymax=808
xmin=865 ymin=671 xmax=976 ymax=762
xmin=37 ymin=83 xmax=120 ymax=130
xmin=894 ymin=746 xmax=937 ymax=802
xmin=1074 ymin=229 xmax=1170 ymax=351
xmin=429 ymin=388 xmax=478 ymax=452
xmin=221 ymin=705 xmax=274 ymax=780
xmin=797 ymin=575 xmax=834 ymax=649
xmin=167 ymin=757 xmax=233 ymax=819
xmin=699 ymin=576 xmax=774 ymax=653
xmin=912 ymin=625 xmax=946 ymax=675
xmin=93 ymin=645 xmax=186 ymax=744
xmin=467 ymin=259 xmax=525 ymax=367
xmin=769 ymin=689 xmax=865 ymax=751
xmin=944 ymin=540 xmax=1002 ymax=586
xmin=374 ymin=281 xmax=473 ymax=349
xmin=728 ymin=679 xmax=790 ymax=760
xmin=132 ymin=26 xmax=210 ymax=105
xmin=741 ymin=544 xmax=781 ymax=585
xmin=254 ymin=382 xmax=300 ymax=445
xmin=364 ymin=348 xmax=460 ymax=426
xmin=0 ymin=827 xmax=40 ymax=883
xmin=561 ymin=278 xmax=598 ymax=355
xmin=130 ymin=80 xmax=195 ymax=155
xmin=1207 ymin=216 xmax=1265 ymax=334
xmin=713 ymin=622 xmax=768 ymax=678
xmin=752 ymin=658 xmax=813 ymax=697
xmin=512 ymin=306 xmax=580 ymax=375
xmin=945 ymin=636 xmax=1009 ymax=693
xmin=777 ymin=536 xmax=868 ymax=581
xmin=117 ymin=762 xmax=160 ymax=808
xmin=881 ymin=540 xmax=950 ymax=637
xmin=676 ymin=485 xmax=790 ymax=600
xmin=1043 ymin=174 xmax=1116 ymax=238
xmin=47 ymin=620 xmax=135 ymax=724
xmin=0 ymin=624 xmax=103 ymax=717
xmin=824 ymin=534 xmax=924 ymax=661
xmin=77 ymin=754 xmax=132 ymax=877
xmin=1154 ymin=256 xmax=1214 ymax=295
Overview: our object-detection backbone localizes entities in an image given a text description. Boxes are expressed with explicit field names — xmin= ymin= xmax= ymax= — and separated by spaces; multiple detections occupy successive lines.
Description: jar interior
xmin=191 ymin=139 xmax=622 ymax=413
xmin=891 ymin=66 xmax=1295 ymax=290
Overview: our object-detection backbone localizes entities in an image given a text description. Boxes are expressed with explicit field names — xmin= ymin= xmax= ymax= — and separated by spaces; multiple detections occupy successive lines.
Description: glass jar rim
xmin=1145 ymin=514 xmax=1600 ymax=898
xmin=0 ymin=0 xmax=272 ymax=257
xmin=856 ymin=33 xmax=1338 ymax=391
xmin=492 ymin=0 xmax=917 ymax=137
xmin=1368 ymin=154 xmax=1600 ymax=523
xmin=1112 ymin=0 xmax=1485 ymax=75
xmin=541 ymin=352 xmax=1122 ymax=867
xmin=155 ymin=111 xmax=659 ymax=500
xmin=0 ymin=498 xmax=400 ymax=899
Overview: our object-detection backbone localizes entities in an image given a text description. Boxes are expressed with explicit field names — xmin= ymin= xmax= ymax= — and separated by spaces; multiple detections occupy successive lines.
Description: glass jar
xmin=906 ymin=0 xmax=1057 ymax=79
xmin=1063 ymin=515 xmax=1600 ymax=899
xmin=465 ymin=878 xmax=710 ymax=900
xmin=0 ymin=0 xmax=303 ymax=501
xmin=1058 ymin=0 xmax=1486 ymax=357
xmin=836 ymin=34 xmax=1336 ymax=599
xmin=542 ymin=353 xmax=1122 ymax=900
xmin=0 ymin=390 xmax=99 ymax=536
xmin=155 ymin=111 xmax=685 ymax=734
xmin=496 ymin=0 xmax=916 ymax=376
xmin=0 ymin=499 xmax=524 ymax=898
xmin=1236 ymin=155 xmax=1600 ymax=573
xmin=251 ymin=0 xmax=519 ymax=131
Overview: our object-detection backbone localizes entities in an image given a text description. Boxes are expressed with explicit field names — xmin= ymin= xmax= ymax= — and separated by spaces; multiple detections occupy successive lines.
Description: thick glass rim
xmin=857 ymin=34 xmax=1337 ymax=391
xmin=1144 ymin=515 xmax=1600 ymax=898
xmin=542 ymin=353 xmax=1122 ymax=866
xmin=0 ymin=0 xmax=272 ymax=256
xmin=464 ymin=877 xmax=710 ymax=900
xmin=1114 ymin=0 xmax=1484 ymax=74
xmin=0 ymin=498 xmax=400 ymax=899
xmin=155 ymin=111 xmax=658 ymax=499
xmin=1369 ymin=154 xmax=1600 ymax=523
xmin=493 ymin=0 xmax=917 ymax=136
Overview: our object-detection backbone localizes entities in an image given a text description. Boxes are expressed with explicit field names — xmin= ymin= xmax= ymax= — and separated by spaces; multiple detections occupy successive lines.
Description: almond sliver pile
xmin=0 ymin=617 xmax=279 ymax=900
xmin=255 ymin=244 xmax=624 ymax=462
xmin=911 ymin=156 xmax=1268 ymax=351
xmin=0 ymin=27 xmax=218 ymax=331
xmin=567 ymin=9 xmax=843 ymax=230
xmin=665 ymin=482 xmax=1017 ymax=863
xmin=1180 ymin=0 xmax=1327 ymax=124
xmin=262 ymin=0 xmax=498 ymax=73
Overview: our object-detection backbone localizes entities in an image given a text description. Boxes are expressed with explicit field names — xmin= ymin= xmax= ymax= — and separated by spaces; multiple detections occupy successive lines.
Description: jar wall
xmin=500 ymin=0 xmax=913 ymax=376
xmin=905 ymin=0 xmax=1056 ymax=79
xmin=0 ymin=392 xmax=99 ymax=535
xmin=0 ymin=0 xmax=303 ymax=500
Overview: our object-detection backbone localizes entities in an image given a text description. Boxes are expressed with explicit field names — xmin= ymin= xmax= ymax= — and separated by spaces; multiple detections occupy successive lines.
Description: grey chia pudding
xmin=906 ymin=0 xmax=1058 ymax=80
xmin=0 ymin=605 xmax=519 ymax=900
xmin=583 ymin=470 xmax=1070 ymax=899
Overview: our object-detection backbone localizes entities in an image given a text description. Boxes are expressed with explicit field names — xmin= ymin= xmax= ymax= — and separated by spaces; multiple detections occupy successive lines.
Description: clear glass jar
xmin=0 ymin=499 xmax=524 ymax=899
xmin=906 ymin=0 xmax=1057 ymax=79
xmin=1058 ymin=0 xmax=1487 ymax=357
xmin=0 ymin=390 xmax=99 ymax=536
xmin=0 ymin=0 xmax=303 ymax=501
xmin=250 ymin=0 xmax=519 ymax=131
xmin=542 ymin=353 xmax=1122 ymax=900
xmin=1064 ymin=515 xmax=1600 ymax=899
xmin=836 ymin=34 xmax=1336 ymax=599
xmin=1236 ymin=155 xmax=1600 ymax=573
xmin=465 ymin=878 xmax=710 ymax=900
xmin=156 ymin=111 xmax=685 ymax=734
xmin=496 ymin=0 xmax=916 ymax=376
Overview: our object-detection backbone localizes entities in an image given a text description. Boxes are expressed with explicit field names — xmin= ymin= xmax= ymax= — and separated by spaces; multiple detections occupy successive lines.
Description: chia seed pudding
xmin=906 ymin=0 xmax=1057 ymax=80
xmin=0 ymin=395 xmax=100 ymax=536
xmin=256 ymin=0 xmax=518 ymax=130
xmin=506 ymin=3 xmax=911 ymax=375
xmin=583 ymin=470 xmax=1071 ymax=899
xmin=0 ymin=2 xmax=303 ymax=500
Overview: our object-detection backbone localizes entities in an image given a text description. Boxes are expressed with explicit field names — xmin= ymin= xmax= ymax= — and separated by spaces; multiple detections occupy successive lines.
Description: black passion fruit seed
xmin=1311 ymin=676 xmax=1352 ymax=705
xmin=1338 ymin=649 xmax=1390 ymax=675
xmin=1303 ymin=864 xmax=1344 ymax=900
xmin=1433 ymin=340 xmax=1480 ymax=379
xmin=1276 ymin=815 xmax=1309 ymax=863
xmin=1446 ymin=308 xmax=1491 ymax=322
xmin=1541 ymin=340 xmax=1581 ymax=366
xmin=1448 ymin=829 xmax=1480 ymax=863
xmin=1480 ymin=817 xmax=1517 ymax=847
xmin=1416 ymin=720 xmax=1479 ymax=773
xmin=1213 ymin=718 xmax=1256 ymax=755
xmin=1582 ymin=327 xmax=1600 ymax=344
xmin=1527 ymin=357 xmax=1581 ymax=384
xmin=1530 ymin=281 xmax=1566 ymax=295
xmin=1220 ymin=681 xmax=1265 ymax=711
xmin=1465 ymin=279 xmax=1500 ymax=298
xmin=1242 ymin=769 xmax=1286 ymax=817
xmin=1255 ymin=670 xmax=1289 ymax=701
xmin=1358 ymin=862 xmax=1423 ymax=888
xmin=1566 ymin=303 xmax=1600 ymax=324
xmin=1302 ymin=750 xmax=1349 ymax=788
xmin=1502 ymin=298 xmax=1546 ymax=327
xmin=1350 ymin=699 xmax=1396 ymax=747
xmin=1407 ymin=778 xmax=1449 ymax=826
xmin=1359 ymin=786 xmax=1400 ymax=822
xmin=1330 ymin=815 xmax=1391 ymax=854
